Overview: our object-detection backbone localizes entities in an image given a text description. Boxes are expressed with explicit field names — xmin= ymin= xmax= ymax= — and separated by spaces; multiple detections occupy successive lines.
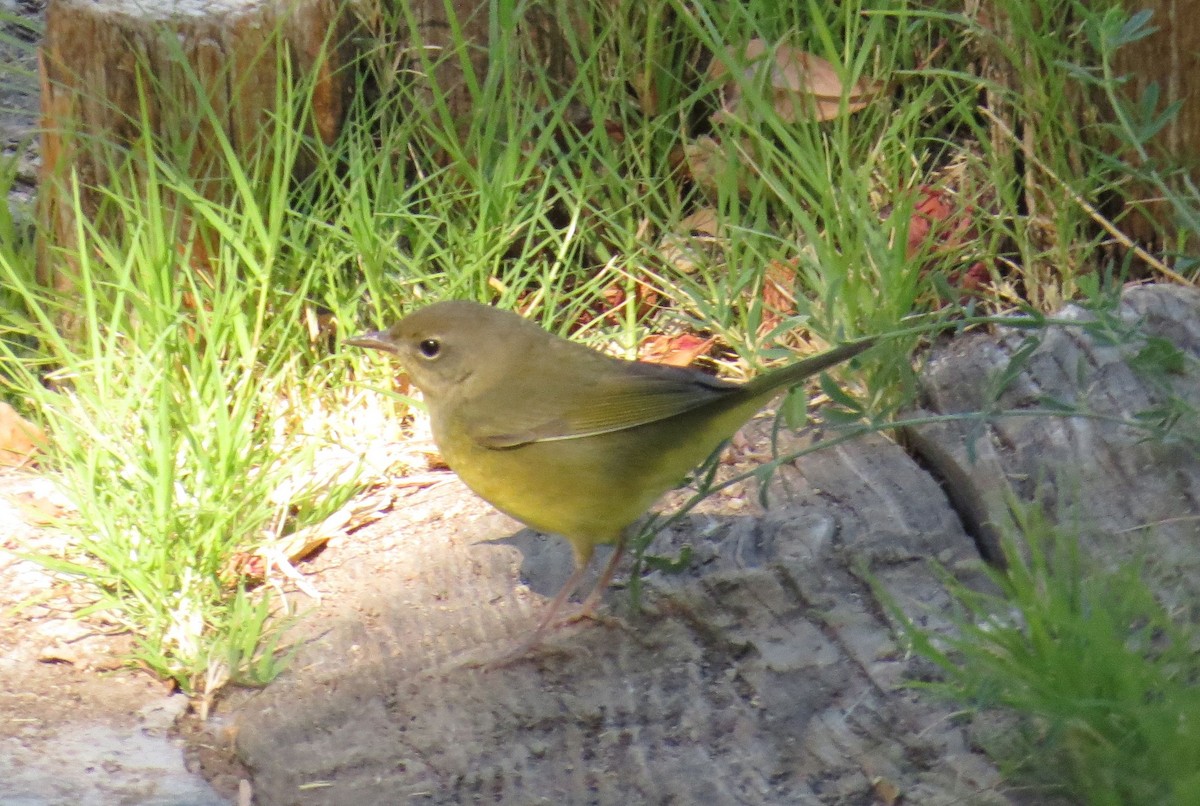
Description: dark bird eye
xmin=418 ymin=338 xmax=441 ymax=358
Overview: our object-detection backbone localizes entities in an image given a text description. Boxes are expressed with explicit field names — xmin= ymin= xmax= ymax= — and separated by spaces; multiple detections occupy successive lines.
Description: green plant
xmin=894 ymin=500 xmax=1200 ymax=805
xmin=0 ymin=39 xmax=361 ymax=693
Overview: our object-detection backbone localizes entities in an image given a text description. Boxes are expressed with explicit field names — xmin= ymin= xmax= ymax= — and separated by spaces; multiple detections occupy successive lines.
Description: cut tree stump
xmin=37 ymin=0 xmax=359 ymax=293
xmin=1111 ymin=0 xmax=1200 ymax=248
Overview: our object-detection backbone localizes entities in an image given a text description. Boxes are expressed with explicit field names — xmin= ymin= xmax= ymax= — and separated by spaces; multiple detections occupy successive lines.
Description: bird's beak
xmin=344 ymin=330 xmax=398 ymax=354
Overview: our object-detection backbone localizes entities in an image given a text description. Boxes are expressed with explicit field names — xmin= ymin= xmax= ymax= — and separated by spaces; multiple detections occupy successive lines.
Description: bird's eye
xmin=418 ymin=338 xmax=441 ymax=359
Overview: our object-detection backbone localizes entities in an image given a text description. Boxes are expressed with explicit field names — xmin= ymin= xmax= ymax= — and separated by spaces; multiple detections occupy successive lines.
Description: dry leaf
xmin=639 ymin=333 xmax=717 ymax=367
xmin=224 ymin=487 xmax=404 ymax=588
xmin=758 ymin=258 xmax=800 ymax=336
xmin=711 ymin=38 xmax=876 ymax=124
xmin=682 ymin=135 xmax=755 ymax=197
xmin=0 ymin=402 xmax=45 ymax=467
xmin=905 ymin=184 xmax=991 ymax=297
xmin=573 ymin=281 xmax=660 ymax=330
xmin=762 ymin=259 xmax=799 ymax=315
xmin=679 ymin=207 xmax=721 ymax=237
xmin=4 ymin=490 xmax=69 ymax=525
xmin=303 ymin=304 xmax=336 ymax=345
xmin=871 ymin=776 xmax=902 ymax=806
xmin=658 ymin=207 xmax=725 ymax=274
xmin=908 ymin=184 xmax=984 ymax=257
xmin=957 ymin=261 xmax=991 ymax=292
xmin=38 ymin=643 xmax=79 ymax=665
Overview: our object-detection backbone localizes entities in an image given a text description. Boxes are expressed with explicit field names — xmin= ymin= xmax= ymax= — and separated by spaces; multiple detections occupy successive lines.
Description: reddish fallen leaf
xmin=602 ymin=119 xmax=626 ymax=145
xmin=601 ymin=282 xmax=627 ymax=312
xmin=222 ymin=552 xmax=267 ymax=586
xmin=907 ymin=185 xmax=975 ymax=258
xmin=955 ymin=260 xmax=991 ymax=292
xmin=925 ymin=186 xmax=977 ymax=250
xmin=905 ymin=184 xmax=993 ymax=297
xmin=577 ymin=281 xmax=661 ymax=330
xmin=758 ymin=258 xmax=800 ymax=336
xmin=639 ymin=333 xmax=717 ymax=367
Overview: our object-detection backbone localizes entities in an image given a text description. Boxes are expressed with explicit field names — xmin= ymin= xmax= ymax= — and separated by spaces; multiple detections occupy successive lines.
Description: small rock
xmin=37 ymin=641 xmax=78 ymax=665
xmin=139 ymin=693 xmax=190 ymax=733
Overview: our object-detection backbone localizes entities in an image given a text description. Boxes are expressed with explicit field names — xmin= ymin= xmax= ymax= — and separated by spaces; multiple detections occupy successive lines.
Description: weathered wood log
xmin=234 ymin=437 xmax=1007 ymax=805
xmin=974 ymin=1 xmax=1200 ymax=254
xmin=364 ymin=0 xmax=578 ymax=132
xmin=232 ymin=285 xmax=1196 ymax=804
xmin=376 ymin=0 xmax=491 ymax=125
xmin=907 ymin=284 xmax=1200 ymax=605
xmin=37 ymin=0 xmax=359 ymax=292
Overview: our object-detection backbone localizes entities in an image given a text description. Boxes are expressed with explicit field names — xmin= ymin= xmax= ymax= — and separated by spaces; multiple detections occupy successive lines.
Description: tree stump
xmin=37 ymin=0 xmax=359 ymax=292
xmin=1111 ymin=0 xmax=1200 ymax=247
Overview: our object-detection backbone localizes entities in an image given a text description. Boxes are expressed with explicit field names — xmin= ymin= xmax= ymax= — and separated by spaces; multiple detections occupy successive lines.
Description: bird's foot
xmin=556 ymin=606 xmax=621 ymax=629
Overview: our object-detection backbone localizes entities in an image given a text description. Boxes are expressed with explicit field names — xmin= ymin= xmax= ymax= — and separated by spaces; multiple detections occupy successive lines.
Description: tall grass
xmin=0 ymin=37 xmax=366 ymax=693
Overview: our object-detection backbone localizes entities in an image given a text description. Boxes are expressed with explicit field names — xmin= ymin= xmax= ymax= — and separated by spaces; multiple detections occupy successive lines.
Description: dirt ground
xmin=0 ymin=472 xmax=238 ymax=805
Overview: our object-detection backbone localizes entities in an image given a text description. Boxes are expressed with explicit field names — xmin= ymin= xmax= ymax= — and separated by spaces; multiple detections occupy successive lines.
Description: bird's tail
xmin=743 ymin=337 xmax=876 ymax=398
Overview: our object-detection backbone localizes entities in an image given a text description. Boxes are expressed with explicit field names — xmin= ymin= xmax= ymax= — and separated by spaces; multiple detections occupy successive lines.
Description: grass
xmin=0 ymin=68 xmax=364 ymax=693
xmin=0 ymin=0 xmax=1195 ymax=772
xmin=894 ymin=500 xmax=1200 ymax=805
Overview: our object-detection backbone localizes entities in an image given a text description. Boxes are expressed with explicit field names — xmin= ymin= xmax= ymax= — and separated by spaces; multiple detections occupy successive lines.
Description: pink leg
xmin=575 ymin=539 xmax=625 ymax=620
xmin=486 ymin=539 xmax=624 ymax=667
xmin=531 ymin=562 xmax=590 ymax=636
xmin=491 ymin=560 xmax=591 ymax=663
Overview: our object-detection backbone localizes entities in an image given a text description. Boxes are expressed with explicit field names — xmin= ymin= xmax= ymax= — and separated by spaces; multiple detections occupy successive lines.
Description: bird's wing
xmin=464 ymin=360 xmax=740 ymax=449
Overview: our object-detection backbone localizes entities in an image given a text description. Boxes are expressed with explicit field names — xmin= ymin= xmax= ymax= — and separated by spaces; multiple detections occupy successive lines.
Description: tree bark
xmin=37 ymin=0 xmax=359 ymax=293
xmin=1111 ymin=0 xmax=1200 ymax=246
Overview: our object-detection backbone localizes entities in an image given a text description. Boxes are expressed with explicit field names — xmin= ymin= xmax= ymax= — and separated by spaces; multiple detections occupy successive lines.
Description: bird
xmin=346 ymin=300 xmax=873 ymax=656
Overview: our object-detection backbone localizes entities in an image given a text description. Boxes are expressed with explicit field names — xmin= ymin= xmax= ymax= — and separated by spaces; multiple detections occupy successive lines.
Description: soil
xmin=0 ymin=473 xmax=235 ymax=805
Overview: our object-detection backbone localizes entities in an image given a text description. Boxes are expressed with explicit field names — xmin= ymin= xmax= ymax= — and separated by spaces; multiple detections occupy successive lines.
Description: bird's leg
xmin=487 ymin=540 xmax=625 ymax=666
xmin=491 ymin=558 xmax=591 ymax=663
xmin=531 ymin=561 xmax=590 ymax=636
xmin=573 ymin=538 xmax=625 ymax=621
